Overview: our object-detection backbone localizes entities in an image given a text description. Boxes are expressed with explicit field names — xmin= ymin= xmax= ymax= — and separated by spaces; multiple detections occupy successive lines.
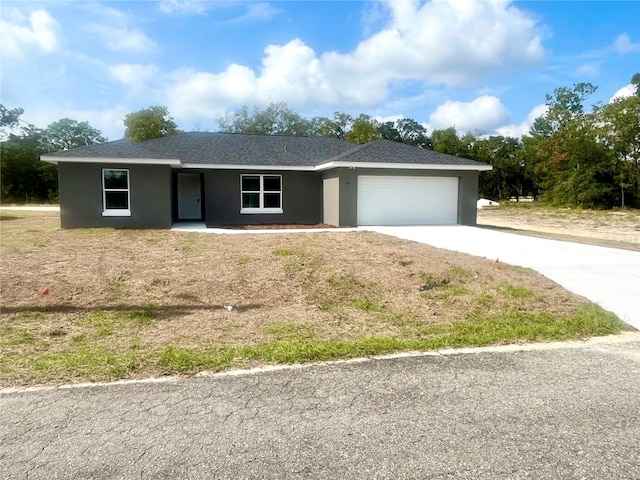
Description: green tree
xmin=309 ymin=112 xmax=354 ymax=139
xmin=524 ymin=82 xmax=625 ymax=208
xmin=599 ymin=95 xmax=640 ymax=206
xmin=124 ymin=106 xmax=179 ymax=142
xmin=431 ymin=127 xmax=463 ymax=155
xmin=0 ymin=133 xmax=52 ymax=202
xmin=343 ymin=114 xmax=380 ymax=144
xmin=1 ymin=105 xmax=50 ymax=202
xmin=1 ymin=106 xmax=107 ymax=203
xmin=631 ymin=72 xmax=640 ymax=97
xmin=378 ymin=118 xmax=431 ymax=148
xmin=467 ymin=135 xmax=525 ymax=200
xmin=41 ymin=118 xmax=107 ymax=152
xmin=218 ymin=102 xmax=311 ymax=136
xmin=1 ymin=105 xmax=26 ymax=137
xmin=543 ymin=82 xmax=598 ymax=133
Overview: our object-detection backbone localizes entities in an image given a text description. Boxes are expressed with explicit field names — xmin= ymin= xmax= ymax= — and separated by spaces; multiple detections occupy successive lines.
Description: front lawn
xmin=0 ymin=211 xmax=627 ymax=387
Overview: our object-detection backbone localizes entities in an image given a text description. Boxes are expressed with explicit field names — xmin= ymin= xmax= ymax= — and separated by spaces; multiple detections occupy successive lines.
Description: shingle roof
xmin=332 ymin=139 xmax=483 ymax=166
xmin=42 ymin=132 xmax=487 ymax=168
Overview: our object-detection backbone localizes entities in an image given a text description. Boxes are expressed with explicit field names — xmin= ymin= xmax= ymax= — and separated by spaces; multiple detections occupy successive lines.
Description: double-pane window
xmin=241 ymin=175 xmax=282 ymax=213
xmin=102 ymin=169 xmax=131 ymax=216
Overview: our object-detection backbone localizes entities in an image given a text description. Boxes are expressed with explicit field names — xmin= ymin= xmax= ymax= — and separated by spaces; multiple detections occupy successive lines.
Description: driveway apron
xmin=368 ymin=226 xmax=640 ymax=330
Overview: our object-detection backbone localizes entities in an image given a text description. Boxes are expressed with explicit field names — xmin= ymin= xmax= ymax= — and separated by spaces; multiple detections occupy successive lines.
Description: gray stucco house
xmin=41 ymin=132 xmax=491 ymax=229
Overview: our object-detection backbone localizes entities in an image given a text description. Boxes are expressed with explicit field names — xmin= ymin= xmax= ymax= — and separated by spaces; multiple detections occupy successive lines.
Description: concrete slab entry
xmin=367 ymin=225 xmax=640 ymax=331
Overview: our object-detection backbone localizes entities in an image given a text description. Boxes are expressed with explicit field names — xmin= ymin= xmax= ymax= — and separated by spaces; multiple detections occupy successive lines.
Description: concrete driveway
xmin=368 ymin=226 xmax=640 ymax=330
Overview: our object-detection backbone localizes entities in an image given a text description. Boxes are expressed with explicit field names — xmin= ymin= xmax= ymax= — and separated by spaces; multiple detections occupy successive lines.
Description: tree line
xmin=0 ymin=106 xmax=107 ymax=203
xmin=2 ymin=74 xmax=639 ymax=208
xmin=0 ymin=106 xmax=176 ymax=203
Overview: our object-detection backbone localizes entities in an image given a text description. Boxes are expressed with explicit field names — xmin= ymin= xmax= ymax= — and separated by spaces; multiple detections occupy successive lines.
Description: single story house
xmin=41 ymin=132 xmax=492 ymax=229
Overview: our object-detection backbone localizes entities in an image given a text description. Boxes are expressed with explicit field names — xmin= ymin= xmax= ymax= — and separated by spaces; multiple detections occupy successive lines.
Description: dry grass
xmin=478 ymin=204 xmax=640 ymax=251
xmin=0 ymin=211 xmax=626 ymax=387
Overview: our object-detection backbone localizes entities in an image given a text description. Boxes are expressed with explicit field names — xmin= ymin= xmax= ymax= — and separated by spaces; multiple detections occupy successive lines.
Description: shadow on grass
xmin=0 ymin=303 xmax=266 ymax=319
xmin=0 ymin=215 xmax=21 ymax=221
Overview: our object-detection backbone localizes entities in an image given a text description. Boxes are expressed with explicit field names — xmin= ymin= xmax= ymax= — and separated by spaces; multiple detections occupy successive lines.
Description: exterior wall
xmin=322 ymin=175 xmax=340 ymax=226
xmin=58 ymin=162 xmax=173 ymax=229
xmin=203 ymin=170 xmax=322 ymax=226
xmin=323 ymin=168 xmax=479 ymax=226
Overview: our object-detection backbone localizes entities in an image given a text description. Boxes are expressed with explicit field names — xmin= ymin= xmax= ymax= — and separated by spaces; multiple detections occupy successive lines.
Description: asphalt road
xmin=2 ymin=334 xmax=639 ymax=480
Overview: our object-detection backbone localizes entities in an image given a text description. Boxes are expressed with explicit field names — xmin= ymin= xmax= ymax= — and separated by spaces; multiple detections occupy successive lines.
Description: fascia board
xmin=41 ymin=156 xmax=182 ymax=166
xmin=314 ymin=161 xmax=493 ymax=172
xmin=180 ymin=163 xmax=315 ymax=171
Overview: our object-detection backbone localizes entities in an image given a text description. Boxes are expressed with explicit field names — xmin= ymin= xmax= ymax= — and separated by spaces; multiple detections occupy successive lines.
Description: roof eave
xmin=181 ymin=163 xmax=315 ymax=171
xmin=315 ymin=161 xmax=493 ymax=172
xmin=41 ymin=156 xmax=182 ymax=167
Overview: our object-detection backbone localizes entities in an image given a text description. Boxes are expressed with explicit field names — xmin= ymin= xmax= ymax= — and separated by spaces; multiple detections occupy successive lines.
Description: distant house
xmin=41 ymin=132 xmax=491 ymax=229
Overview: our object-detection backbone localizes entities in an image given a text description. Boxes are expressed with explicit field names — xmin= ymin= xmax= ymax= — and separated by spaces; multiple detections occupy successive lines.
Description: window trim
xmin=240 ymin=174 xmax=283 ymax=214
xmin=102 ymin=168 xmax=131 ymax=217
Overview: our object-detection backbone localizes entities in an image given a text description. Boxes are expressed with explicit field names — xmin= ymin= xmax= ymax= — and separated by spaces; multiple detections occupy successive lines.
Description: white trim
xmin=315 ymin=161 xmax=493 ymax=172
xmin=240 ymin=208 xmax=283 ymax=214
xmin=102 ymin=168 xmax=130 ymax=215
xmin=181 ymin=163 xmax=313 ymax=171
xmin=43 ymin=158 xmax=491 ymax=172
xmin=102 ymin=210 xmax=131 ymax=217
xmin=240 ymin=174 xmax=283 ymax=213
xmin=43 ymin=156 xmax=181 ymax=166
xmin=186 ymin=162 xmax=491 ymax=172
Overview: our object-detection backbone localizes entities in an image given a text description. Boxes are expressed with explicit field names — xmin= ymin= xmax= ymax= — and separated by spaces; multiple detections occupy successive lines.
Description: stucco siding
xmin=57 ymin=163 xmax=172 ymax=229
xmin=203 ymin=170 xmax=322 ymax=226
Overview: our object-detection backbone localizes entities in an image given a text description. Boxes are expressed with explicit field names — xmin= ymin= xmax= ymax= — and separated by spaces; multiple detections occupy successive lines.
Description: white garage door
xmin=357 ymin=176 xmax=459 ymax=226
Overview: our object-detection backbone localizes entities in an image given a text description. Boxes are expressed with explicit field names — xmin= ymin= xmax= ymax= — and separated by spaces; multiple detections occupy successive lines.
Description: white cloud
xmin=496 ymin=104 xmax=548 ymax=138
xmin=429 ymin=96 xmax=511 ymax=133
xmin=109 ymin=64 xmax=160 ymax=90
xmin=576 ymin=63 xmax=599 ymax=77
xmin=22 ymin=106 xmax=129 ymax=141
xmin=613 ymin=34 xmax=639 ymax=54
xmin=159 ymin=0 xmax=210 ymax=15
xmin=0 ymin=9 xmax=61 ymax=62
xmin=220 ymin=3 xmax=280 ymax=25
xmin=582 ymin=33 xmax=640 ymax=59
xmin=610 ymin=84 xmax=636 ymax=102
xmin=165 ymin=0 xmax=545 ymax=122
xmin=89 ymin=25 xmax=157 ymax=52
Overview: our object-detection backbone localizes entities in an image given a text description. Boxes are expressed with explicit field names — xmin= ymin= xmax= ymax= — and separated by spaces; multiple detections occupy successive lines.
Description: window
xmin=102 ymin=169 xmax=131 ymax=216
xmin=240 ymin=174 xmax=282 ymax=214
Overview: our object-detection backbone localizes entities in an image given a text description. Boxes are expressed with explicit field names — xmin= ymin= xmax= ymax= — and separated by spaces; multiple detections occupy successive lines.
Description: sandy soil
xmin=478 ymin=207 xmax=640 ymax=251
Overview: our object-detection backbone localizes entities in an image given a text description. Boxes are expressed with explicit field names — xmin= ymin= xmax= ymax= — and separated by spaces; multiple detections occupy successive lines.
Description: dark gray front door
xmin=177 ymin=173 xmax=202 ymax=220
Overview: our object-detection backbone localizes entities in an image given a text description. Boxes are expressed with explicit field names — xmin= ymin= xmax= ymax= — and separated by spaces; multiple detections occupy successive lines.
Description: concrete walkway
xmin=369 ymin=226 xmax=640 ymax=330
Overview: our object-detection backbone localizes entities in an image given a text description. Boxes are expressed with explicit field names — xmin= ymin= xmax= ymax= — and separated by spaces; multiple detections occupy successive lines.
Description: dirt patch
xmin=218 ymin=223 xmax=341 ymax=230
xmin=478 ymin=205 xmax=640 ymax=251
xmin=0 ymin=211 xmax=625 ymax=386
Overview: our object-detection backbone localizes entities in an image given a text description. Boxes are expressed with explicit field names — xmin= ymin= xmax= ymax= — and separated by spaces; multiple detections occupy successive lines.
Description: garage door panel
xmin=357 ymin=176 xmax=458 ymax=226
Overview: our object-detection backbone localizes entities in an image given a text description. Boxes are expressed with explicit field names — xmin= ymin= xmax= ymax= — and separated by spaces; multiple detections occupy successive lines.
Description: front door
xmin=177 ymin=173 xmax=202 ymax=220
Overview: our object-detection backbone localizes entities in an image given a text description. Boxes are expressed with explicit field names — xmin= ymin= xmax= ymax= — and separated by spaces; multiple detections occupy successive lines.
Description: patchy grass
xmin=0 ymin=210 xmax=629 ymax=387
xmin=501 ymin=283 xmax=534 ymax=299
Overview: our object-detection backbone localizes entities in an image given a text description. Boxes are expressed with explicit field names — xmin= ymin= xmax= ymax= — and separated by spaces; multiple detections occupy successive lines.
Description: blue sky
xmin=1 ymin=0 xmax=639 ymax=141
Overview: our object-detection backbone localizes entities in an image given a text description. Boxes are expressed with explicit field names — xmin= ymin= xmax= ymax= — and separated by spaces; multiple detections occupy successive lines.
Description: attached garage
xmin=357 ymin=176 xmax=459 ymax=226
